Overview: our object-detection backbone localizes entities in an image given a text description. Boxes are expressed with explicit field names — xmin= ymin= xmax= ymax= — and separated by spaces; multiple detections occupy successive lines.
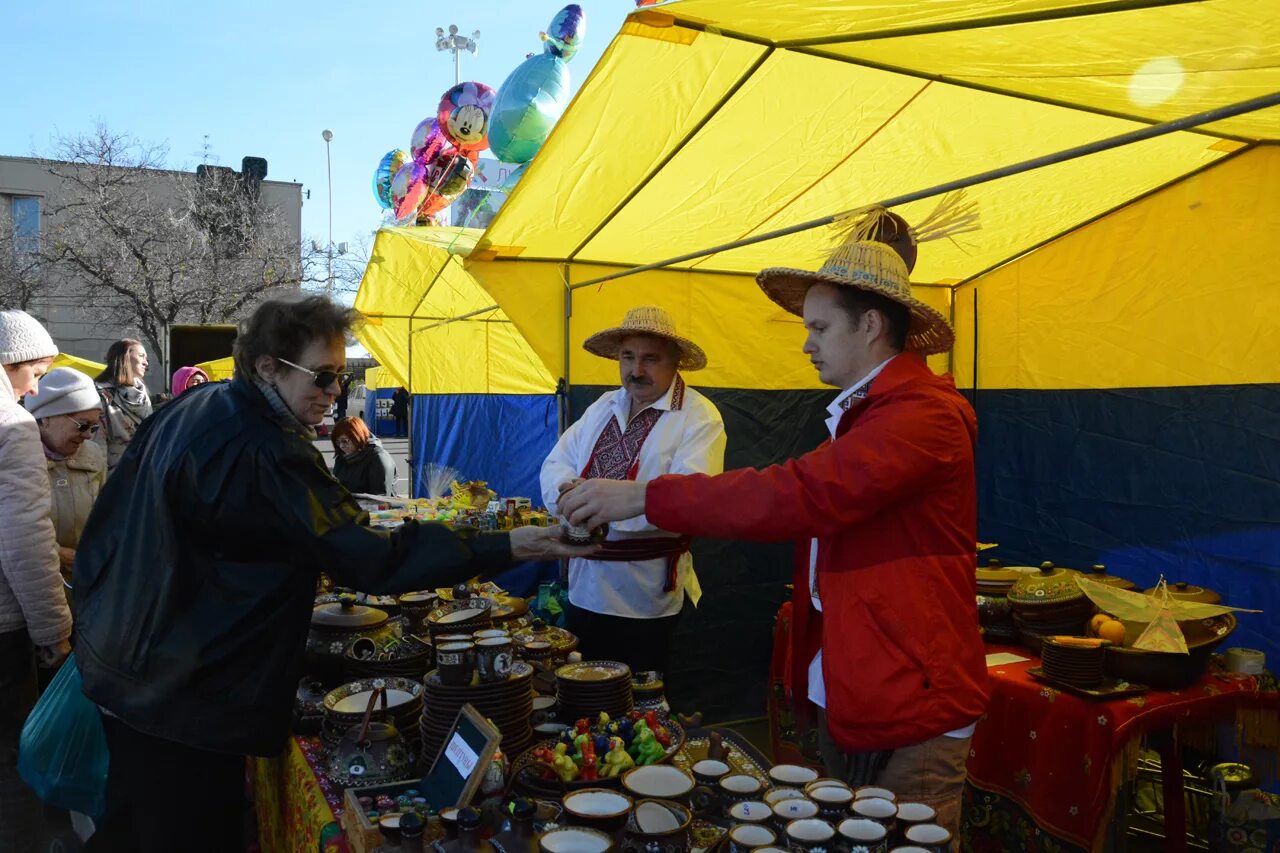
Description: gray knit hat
xmin=0 ymin=310 xmax=58 ymax=365
xmin=28 ymin=367 xmax=101 ymax=420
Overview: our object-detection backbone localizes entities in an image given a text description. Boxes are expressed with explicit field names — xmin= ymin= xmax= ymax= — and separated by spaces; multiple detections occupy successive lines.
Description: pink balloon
xmin=436 ymin=81 xmax=497 ymax=156
xmin=390 ymin=160 xmax=430 ymax=222
xmin=410 ymin=118 xmax=446 ymax=165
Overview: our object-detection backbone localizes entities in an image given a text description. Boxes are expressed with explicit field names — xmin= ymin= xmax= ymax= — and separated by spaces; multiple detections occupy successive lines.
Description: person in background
xmin=335 ymin=374 xmax=352 ymax=420
xmin=0 ymin=311 xmax=73 ymax=853
xmin=331 ymin=416 xmax=397 ymax=496
xmin=170 ymin=366 xmax=209 ymax=397
xmin=72 ymin=296 xmax=591 ymax=851
xmin=390 ymin=385 xmax=410 ymax=437
xmin=94 ymin=338 xmax=152 ymax=472
xmin=28 ymin=368 xmax=107 ymax=606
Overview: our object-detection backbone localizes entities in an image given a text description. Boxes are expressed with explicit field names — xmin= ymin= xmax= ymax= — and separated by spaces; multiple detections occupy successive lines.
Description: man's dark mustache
xmin=627 ymin=376 xmax=652 ymax=385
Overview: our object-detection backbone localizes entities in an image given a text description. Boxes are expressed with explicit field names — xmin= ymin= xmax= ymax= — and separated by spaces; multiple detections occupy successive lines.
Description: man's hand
xmin=509 ymin=525 xmax=601 ymax=561
xmin=558 ymin=479 xmax=648 ymax=530
xmin=57 ymin=546 xmax=76 ymax=570
xmin=557 ymin=478 xmax=586 ymax=495
xmin=36 ymin=639 xmax=71 ymax=670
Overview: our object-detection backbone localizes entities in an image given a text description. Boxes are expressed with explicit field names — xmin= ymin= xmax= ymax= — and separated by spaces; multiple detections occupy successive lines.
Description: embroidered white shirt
xmin=541 ymin=377 xmax=727 ymax=619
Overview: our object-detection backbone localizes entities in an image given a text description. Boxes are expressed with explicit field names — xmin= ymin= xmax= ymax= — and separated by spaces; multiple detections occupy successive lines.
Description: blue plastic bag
xmin=17 ymin=653 xmax=109 ymax=817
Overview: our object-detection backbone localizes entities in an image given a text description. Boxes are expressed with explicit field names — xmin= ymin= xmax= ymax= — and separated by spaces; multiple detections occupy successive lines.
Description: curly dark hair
xmin=233 ymin=296 xmax=356 ymax=381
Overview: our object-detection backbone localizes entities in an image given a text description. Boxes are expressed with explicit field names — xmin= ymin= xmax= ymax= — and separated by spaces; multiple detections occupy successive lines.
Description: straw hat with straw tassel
xmin=757 ymin=192 xmax=980 ymax=356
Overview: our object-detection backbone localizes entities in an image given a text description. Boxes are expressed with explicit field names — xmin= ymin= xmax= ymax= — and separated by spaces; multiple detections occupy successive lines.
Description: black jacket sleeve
xmin=260 ymin=436 xmax=510 ymax=593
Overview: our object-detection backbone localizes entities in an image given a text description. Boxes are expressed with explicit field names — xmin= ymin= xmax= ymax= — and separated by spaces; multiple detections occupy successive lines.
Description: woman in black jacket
xmin=331 ymin=415 xmax=397 ymax=495
xmin=72 ymin=296 xmax=591 ymax=852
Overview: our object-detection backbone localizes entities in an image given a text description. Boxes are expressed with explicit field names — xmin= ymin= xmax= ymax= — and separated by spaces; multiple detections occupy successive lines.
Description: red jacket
xmin=647 ymin=353 xmax=987 ymax=751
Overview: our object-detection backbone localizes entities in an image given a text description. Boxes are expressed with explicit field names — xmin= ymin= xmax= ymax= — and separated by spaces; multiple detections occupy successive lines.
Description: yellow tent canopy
xmin=194 ymin=356 xmax=235 ymax=382
xmin=51 ymin=353 xmax=105 ymax=378
xmin=363 ymin=365 xmax=405 ymax=392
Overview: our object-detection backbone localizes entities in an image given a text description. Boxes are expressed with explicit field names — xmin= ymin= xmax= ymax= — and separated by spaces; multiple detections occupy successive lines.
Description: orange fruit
xmin=1088 ymin=614 xmax=1113 ymax=637
xmin=1097 ymin=620 xmax=1126 ymax=646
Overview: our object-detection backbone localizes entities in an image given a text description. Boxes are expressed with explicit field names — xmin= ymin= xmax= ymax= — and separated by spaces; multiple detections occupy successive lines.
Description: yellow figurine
xmin=600 ymin=736 xmax=635 ymax=778
xmin=551 ymin=742 xmax=580 ymax=782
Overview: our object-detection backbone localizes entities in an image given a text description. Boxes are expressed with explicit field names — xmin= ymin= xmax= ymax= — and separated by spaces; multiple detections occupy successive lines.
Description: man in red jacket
xmin=560 ymin=210 xmax=988 ymax=833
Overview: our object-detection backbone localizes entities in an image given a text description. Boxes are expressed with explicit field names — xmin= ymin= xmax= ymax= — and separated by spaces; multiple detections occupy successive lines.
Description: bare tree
xmin=36 ymin=125 xmax=334 ymax=372
xmin=0 ymin=229 xmax=47 ymax=310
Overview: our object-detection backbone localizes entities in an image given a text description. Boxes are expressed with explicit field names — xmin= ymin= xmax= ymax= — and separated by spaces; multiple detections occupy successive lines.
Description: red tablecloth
xmin=967 ymin=645 xmax=1276 ymax=851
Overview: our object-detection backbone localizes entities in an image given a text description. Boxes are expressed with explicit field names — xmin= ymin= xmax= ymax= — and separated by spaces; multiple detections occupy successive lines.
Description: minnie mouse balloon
xmin=436 ymin=81 xmax=497 ymax=156
xmin=410 ymin=118 xmax=446 ymax=165
xmin=372 ymin=149 xmax=410 ymax=209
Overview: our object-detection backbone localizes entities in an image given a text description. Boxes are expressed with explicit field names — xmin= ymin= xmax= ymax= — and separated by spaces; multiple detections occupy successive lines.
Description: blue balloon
xmin=372 ymin=149 xmax=409 ymax=209
xmin=488 ymin=53 xmax=572 ymax=164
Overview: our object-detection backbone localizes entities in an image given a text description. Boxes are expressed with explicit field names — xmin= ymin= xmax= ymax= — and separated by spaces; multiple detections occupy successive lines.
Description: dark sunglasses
xmin=276 ymin=357 xmax=351 ymax=390
xmin=64 ymin=415 xmax=101 ymax=435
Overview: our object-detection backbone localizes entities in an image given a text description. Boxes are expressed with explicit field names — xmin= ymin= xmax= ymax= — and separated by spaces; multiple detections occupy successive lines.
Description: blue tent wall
xmin=411 ymin=393 xmax=560 ymax=596
xmin=410 ymin=394 xmax=558 ymax=502
xmin=362 ymin=388 xmax=400 ymax=437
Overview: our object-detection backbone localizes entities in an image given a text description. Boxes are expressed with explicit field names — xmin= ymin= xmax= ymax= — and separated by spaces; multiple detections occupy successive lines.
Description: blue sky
xmin=3 ymin=0 xmax=630 ymax=271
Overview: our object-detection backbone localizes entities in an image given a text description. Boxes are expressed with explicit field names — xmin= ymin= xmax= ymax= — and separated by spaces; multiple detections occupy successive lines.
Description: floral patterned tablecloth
xmin=963 ymin=645 xmax=1276 ymax=852
xmin=251 ymin=736 xmax=348 ymax=853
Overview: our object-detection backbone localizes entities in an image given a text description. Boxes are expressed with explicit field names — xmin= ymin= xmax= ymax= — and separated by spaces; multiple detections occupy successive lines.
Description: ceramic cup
xmin=726 ymin=823 xmax=777 ymax=853
xmin=767 ymin=763 xmax=819 ymax=788
xmin=692 ymin=758 xmax=731 ymax=787
xmin=727 ymin=800 xmax=771 ymax=826
xmin=438 ymin=806 xmax=460 ymax=839
xmin=472 ymin=628 xmax=510 ymax=641
xmin=538 ymin=826 xmax=615 ymax=853
xmin=770 ymin=797 xmax=819 ymax=833
xmin=562 ymin=788 xmax=633 ymax=833
xmin=436 ymin=641 xmax=475 ymax=686
xmin=809 ymin=783 xmax=854 ymax=823
xmin=475 ymin=636 xmax=514 ymax=683
xmin=804 ymin=777 xmax=852 ymax=796
xmin=718 ymin=774 xmax=763 ymax=806
xmin=904 ymin=822 xmax=953 ymax=852
xmin=763 ymin=787 xmax=805 ymax=806
xmin=838 ymin=817 xmax=889 ymax=853
xmin=851 ymin=796 xmax=897 ymax=835
xmin=855 ymin=786 xmax=897 ymax=802
xmin=784 ymin=817 xmax=836 ymax=852
xmin=745 ymin=848 xmax=789 ymax=853
xmin=893 ymin=802 xmax=938 ymax=843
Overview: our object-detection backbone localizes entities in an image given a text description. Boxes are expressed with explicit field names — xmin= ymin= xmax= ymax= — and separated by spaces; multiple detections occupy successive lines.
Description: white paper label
xmin=985 ymin=652 xmax=1030 ymax=667
xmin=445 ymin=732 xmax=480 ymax=778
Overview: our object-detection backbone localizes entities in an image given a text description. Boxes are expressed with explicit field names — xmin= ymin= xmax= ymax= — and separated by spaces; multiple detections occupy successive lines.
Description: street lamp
xmin=321 ymin=129 xmax=334 ymax=297
xmin=435 ymin=24 xmax=480 ymax=85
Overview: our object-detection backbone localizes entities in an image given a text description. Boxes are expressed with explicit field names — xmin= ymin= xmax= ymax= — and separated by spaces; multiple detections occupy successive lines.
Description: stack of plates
xmin=321 ymin=677 xmax=424 ymax=758
xmin=556 ymin=660 xmax=633 ymax=722
xmin=1041 ymin=638 xmax=1105 ymax=687
xmin=425 ymin=598 xmax=494 ymax=639
xmin=418 ymin=660 xmax=536 ymax=766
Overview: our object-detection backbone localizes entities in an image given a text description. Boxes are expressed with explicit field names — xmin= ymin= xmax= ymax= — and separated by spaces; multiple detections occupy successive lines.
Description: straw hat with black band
xmin=582 ymin=305 xmax=707 ymax=371
xmin=756 ymin=194 xmax=979 ymax=357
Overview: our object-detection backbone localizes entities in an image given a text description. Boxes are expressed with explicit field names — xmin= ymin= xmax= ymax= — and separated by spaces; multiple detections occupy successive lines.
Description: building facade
xmin=0 ymin=154 xmax=302 ymax=392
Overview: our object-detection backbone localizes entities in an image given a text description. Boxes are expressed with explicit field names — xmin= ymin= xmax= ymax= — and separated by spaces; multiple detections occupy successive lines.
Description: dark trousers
xmin=0 ymin=629 xmax=41 ymax=853
xmin=394 ymin=414 xmax=408 ymax=437
xmin=566 ymin=603 xmax=681 ymax=676
xmin=86 ymin=716 xmax=245 ymax=853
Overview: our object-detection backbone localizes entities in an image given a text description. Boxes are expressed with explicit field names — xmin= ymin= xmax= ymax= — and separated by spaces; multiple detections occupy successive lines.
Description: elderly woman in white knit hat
xmin=0 ymin=309 xmax=74 ymax=851
xmin=29 ymin=368 xmax=107 ymax=599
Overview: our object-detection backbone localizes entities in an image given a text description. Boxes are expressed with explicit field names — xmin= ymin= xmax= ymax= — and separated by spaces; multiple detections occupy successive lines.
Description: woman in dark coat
xmin=73 ymin=296 xmax=591 ymax=852
xmin=390 ymin=385 xmax=410 ymax=437
xmin=331 ymin=416 xmax=397 ymax=496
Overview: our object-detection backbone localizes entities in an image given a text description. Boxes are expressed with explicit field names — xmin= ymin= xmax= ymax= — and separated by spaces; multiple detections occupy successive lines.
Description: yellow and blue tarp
xmin=355 ymin=1 xmax=1280 ymax=699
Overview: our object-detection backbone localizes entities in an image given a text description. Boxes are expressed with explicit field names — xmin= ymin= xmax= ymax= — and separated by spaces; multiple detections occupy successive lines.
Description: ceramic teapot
xmin=327 ymin=686 xmax=415 ymax=788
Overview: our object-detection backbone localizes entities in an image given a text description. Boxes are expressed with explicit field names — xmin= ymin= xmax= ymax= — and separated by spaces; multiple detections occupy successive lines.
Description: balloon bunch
xmin=371 ymin=4 xmax=585 ymax=225
xmin=372 ymin=81 xmax=497 ymax=225
xmin=488 ymin=5 xmax=585 ymax=177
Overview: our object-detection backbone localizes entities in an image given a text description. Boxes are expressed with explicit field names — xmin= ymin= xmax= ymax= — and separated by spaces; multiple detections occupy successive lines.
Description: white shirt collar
xmin=612 ymin=373 xmax=681 ymax=420
xmin=824 ymin=356 xmax=896 ymax=438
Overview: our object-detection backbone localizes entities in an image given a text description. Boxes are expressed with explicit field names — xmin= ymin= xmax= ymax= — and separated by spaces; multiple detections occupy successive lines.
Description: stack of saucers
xmin=556 ymin=660 xmax=633 ymax=722
xmin=418 ymin=660 xmax=535 ymax=765
xmin=1040 ymin=638 xmax=1106 ymax=688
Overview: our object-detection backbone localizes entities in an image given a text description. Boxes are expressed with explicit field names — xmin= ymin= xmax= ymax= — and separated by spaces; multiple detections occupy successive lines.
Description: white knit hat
xmin=0 ymin=310 xmax=58 ymax=365
xmin=28 ymin=367 xmax=101 ymax=420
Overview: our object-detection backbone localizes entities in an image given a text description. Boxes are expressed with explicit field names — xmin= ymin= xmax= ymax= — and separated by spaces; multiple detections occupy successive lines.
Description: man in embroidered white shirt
xmin=541 ymin=306 xmax=726 ymax=677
